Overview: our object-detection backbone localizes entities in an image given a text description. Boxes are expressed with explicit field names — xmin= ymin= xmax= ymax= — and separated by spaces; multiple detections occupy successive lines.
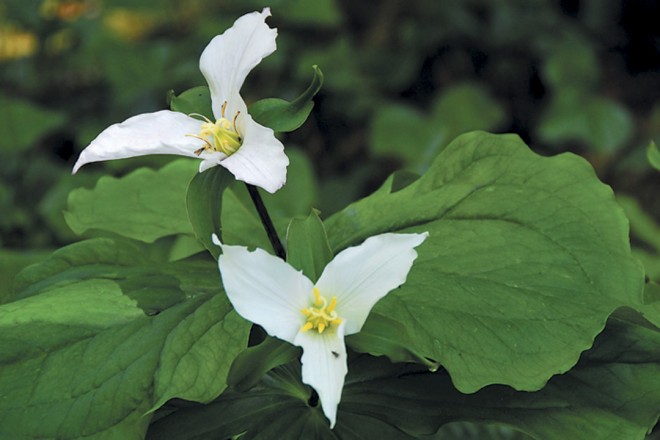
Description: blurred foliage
xmin=0 ymin=0 xmax=658 ymax=279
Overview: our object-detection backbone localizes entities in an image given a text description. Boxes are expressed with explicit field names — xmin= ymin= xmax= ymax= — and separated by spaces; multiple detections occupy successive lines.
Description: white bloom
xmin=214 ymin=232 xmax=428 ymax=428
xmin=72 ymin=8 xmax=288 ymax=193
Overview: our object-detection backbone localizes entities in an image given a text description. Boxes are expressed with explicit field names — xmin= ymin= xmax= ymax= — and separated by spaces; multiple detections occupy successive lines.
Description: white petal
xmin=217 ymin=241 xmax=312 ymax=343
xmin=72 ymin=111 xmax=204 ymax=173
xmin=199 ymin=8 xmax=276 ymax=120
xmin=294 ymin=322 xmax=347 ymax=429
xmin=219 ymin=114 xmax=288 ymax=193
xmin=316 ymin=232 xmax=428 ymax=335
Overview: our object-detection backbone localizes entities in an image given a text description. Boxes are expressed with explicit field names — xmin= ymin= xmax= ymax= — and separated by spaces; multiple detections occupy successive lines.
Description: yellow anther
xmin=300 ymin=287 xmax=342 ymax=334
xmin=327 ymin=296 xmax=337 ymax=313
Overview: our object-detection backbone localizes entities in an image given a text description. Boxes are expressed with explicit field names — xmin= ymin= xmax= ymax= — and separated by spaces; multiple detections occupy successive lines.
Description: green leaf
xmin=227 ymin=336 xmax=301 ymax=392
xmin=542 ymin=36 xmax=600 ymax=90
xmin=371 ymin=83 xmax=505 ymax=171
xmin=327 ymin=131 xmax=644 ymax=392
xmin=286 ymin=210 xmax=333 ymax=282
xmin=186 ymin=166 xmax=233 ymax=259
xmin=278 ymin=0 xmax=341 ymax=26
xmin=538 ymin=90 xmax=633 ymax=152
xmin=617 ymin=194 xmax=660 ymax=253
xmin=65 ymin=160 xmax=198 ymax=242
xmin=146 ymin=317 xmax=660 ymax=440
xmin=0 ymin=248 xmax=50 ymax=304
xmin=167 ymin=86 xmax=213 ymax=119
xmin=346 ymin=312 xmax=439 ymax=370
xmin=2 ymin=238 xmax=250 ymax=438
xmin=0 ymin=94 xmax=66 ymax=152
xmin=648 ymin=140 xmax=660 ymax=171
xmin=250 ymin=65 xmax=324 ymax=133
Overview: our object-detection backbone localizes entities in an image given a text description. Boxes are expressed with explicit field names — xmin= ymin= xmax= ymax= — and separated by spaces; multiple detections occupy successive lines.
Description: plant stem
xmin=245 ymin=183 xmax=286 ymax=260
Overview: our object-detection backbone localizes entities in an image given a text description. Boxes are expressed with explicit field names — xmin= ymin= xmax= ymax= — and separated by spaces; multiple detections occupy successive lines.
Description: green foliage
xmin=65 ymin=160 xmax=198 ymax=242
xmin=648 ymin=141 xmax=660 ymax=171
xmin=538 ymin=90 xmax=633 ymax=152
xmin=0 ymin=94 xmax=66 ymax=152
xmin=327 ymin=131 xmax=644 ymax=392
xmin=147 ymin=315 xmax=660 ymax=440
xmin=1 ymin=2 xmax=659 ymax=438
xmin=0 ymin=237 xmax=250 ymax=438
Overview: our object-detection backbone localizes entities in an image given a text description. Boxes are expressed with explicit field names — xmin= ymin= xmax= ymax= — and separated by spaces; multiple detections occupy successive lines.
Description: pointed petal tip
xmin=211 ymin=233 xmax=221 ymax=247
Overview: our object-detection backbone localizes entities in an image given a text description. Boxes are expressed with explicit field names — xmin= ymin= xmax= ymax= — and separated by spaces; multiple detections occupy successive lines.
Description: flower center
xmin=189 ymin=101 xmax=242 ymax=156
xmin=300 ymin=287 xmax=342 ymax=334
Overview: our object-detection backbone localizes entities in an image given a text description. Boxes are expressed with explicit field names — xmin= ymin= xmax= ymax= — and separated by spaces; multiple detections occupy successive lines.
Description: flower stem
xmin=245 ymin=183 xmax=286 ymax=260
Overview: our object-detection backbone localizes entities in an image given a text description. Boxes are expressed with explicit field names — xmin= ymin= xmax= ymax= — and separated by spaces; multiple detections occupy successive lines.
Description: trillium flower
xmin=72 ymin=8 xmax=288 ymax=193
xmin=214 ymin=232 xmax=428 ymax=428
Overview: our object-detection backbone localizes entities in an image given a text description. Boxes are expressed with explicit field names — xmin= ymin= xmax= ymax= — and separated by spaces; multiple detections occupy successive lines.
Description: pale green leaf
xmin=65 ymin=160 xmax=198 ymax=242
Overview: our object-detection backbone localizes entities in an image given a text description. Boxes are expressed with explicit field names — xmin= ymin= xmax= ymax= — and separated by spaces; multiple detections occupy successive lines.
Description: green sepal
xmin=186 ymin=166 xmax=233 ymax=259
xmin=286 ymin=209 xmax=333 ymax=282
xmin=249 ymin=65 xmax=324 ymax=133
xmin=168 ymin=86 xmax=213 ymax=119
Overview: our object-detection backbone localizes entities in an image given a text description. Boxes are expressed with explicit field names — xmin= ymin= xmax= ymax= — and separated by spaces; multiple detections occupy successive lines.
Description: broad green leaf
xmin=538 ymin=90 xmax=633 ymax=152
xmin=2 ymin=238 xmax=250 ymax=438
xmin=146 ymin=317 xmax=660 ymax=440
xmin=250 ymin=65 xmax=324 ymax=133
xmin=168 ymin=86 xmax=213 ymax=119
xmin=65 ymin=160 xmax=198 ymax=242
xmin=648 ymin=140 xmax=660 ymax=171
xmin=327 ymin=131 xmax=644 ymax=392
xmin=286 ymin=210 xmax=333 ymax=282
xmin=0 ymin=94 xmax=66 ymax=152
xmin=186 ymin=166 xmax=233 ymax=259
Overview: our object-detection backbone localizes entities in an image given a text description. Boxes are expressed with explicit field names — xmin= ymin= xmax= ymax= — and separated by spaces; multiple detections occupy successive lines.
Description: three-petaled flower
xmin=214 ymin=231 xmax=428 ymax=428
xmin=72 ymin=8 xmax=288 ymax=193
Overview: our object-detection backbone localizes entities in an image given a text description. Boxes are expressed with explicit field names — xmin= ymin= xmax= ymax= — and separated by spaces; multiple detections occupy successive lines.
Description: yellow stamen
xmin=300 ymin=287 xmax=342 ymax=334
xmin=327 ymin=296 xmax=337 ymax=313
xmin=187 ymin=101 xmax=242 ymax=156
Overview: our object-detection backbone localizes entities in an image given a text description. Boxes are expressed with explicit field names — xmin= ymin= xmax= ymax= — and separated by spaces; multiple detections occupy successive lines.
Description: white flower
xmin=214 ymin=231 xmax=428 ymax=428
xmin=72 ymin=8 xmax=288 ymax=193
